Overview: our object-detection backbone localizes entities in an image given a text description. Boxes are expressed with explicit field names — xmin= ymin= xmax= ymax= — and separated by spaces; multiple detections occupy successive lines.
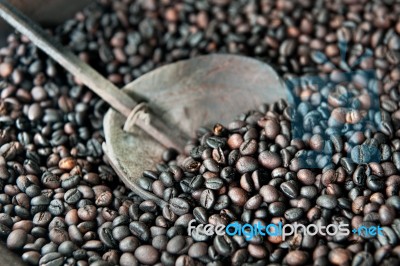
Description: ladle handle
xmin=0 ymin=0 xmax=135 ymax=117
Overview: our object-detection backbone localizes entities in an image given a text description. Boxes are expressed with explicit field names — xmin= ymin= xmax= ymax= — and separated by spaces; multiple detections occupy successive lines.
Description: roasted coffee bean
xmin=182 ymin=158 xmax=201 ymax=173
xmin=119 ymin=236 xmax=139 ymax=253
xmin=300 ymin=186 xmax=318 ymax=199
xmin=61 ymin=175 xmax=80 ymax=189
xmin=166 ymin=235 xmax=187 ymax=254
xmin=39 ymin=252 xmax=64 ymax=266
xmin=213 ymin=235 xmax=236 ymax=256
xmin=352 ymin=251 xmax=373 ymax=266
xmin=33 ymin=211 xmax=52 ymax=226
xmin=58 ymin=241 xmax=77 ymax=256
xmin=206 ymin=137 xmax=226 ymax=149
xmin=200 ymin=189 xmax=216 ymax=209
xmin=169 ymin=197 xmax=190 ymax=215
xmin=228 ymin=187 xmax=248 ymax=207
xmin=236 ymin=156 xmax=258 ymax=174
xmin=260 ymin=185 xmax=279 ymax=203
xmin=205 ymin=177 xmax=224 ymax=190
xmin=316 ymin=195 xmax=338 ymax=209
xmin=159 ymin=171 xmax=174 ymax=187
xmin=285 ymin=250 xmax=308 ymax=265
xmin=239 ymin=139 xmax=258 ymax=155
xmin=329 ymin=248 xmax=351 ymax=265
xmin=22 ymin=251 xmax=41 ymax=265
xmin=280 ymin=181 xmax=299 ymax=199
xmin=297 ymin=169 xmax=316 ymax=185
xmin=139 ymin=200 xmax=157 ymax=213
xmin=64 ymin=188 xmax=82 ymax=204
xmin=7 ymin=229 xmax=27 ymax=250
xmin=98 ymin=224 xmax=117 ymax=248
xmin=268 ymin=202 xmax=286 ymax=216
xmin=94 ymin=191 xmax=111 ymax=207
xmin=258 ymin=151 xmax=282 ymax=169
xmin=82 ymin=240 xmax=104 ymax=251
xmin=129 ymin=221 xmax=150 ymax=242
xmin=49 ymin=228 xmax=69 ymax=245
xmin=213 ymin=195 xmax=230 ymax=211
xmin=193 ymin=207 xmax=208 ymax=224
xmin=134 ymin=245 xmax=159 ymax=265
xmin=379 ymin=205 xmax=396 ymax=225
xmin=284 ymin=208 xmax=304 ymax=222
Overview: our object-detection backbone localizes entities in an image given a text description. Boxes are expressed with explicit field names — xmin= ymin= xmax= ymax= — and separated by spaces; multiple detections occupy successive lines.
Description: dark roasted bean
xmin=169 ymin=197 xmax=190 ymax=215
xmin=199 ymin=189 xmax=216 ymax=209
xmin=129 ymin=221 xmax=150 ymax=242
xmin=260 ymin=185 xmax=279 ymax=203
xmin=258 ymin=151 xmax=282 ymax=169
xmin=134 ymin=245 xmax=159 ymax=265
xmin=316 ymin=195 xmax=338 ymax=209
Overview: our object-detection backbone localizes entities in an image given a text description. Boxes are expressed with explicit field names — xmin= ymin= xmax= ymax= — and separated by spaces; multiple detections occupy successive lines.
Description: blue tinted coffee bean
xmin=341 ymin=157 xmax=355 ymax=174
xmin=179 ymin=178 xmax=192 ymax=194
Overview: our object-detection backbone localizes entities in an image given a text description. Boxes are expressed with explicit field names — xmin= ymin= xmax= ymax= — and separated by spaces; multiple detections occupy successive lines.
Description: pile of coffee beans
xmin=0 ymin=0 xmax=400 ymax=265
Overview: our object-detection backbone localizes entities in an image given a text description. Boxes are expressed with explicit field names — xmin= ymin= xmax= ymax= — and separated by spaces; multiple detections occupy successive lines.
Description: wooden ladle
xmin=0 ymin=0 xmax=286 ymax=209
